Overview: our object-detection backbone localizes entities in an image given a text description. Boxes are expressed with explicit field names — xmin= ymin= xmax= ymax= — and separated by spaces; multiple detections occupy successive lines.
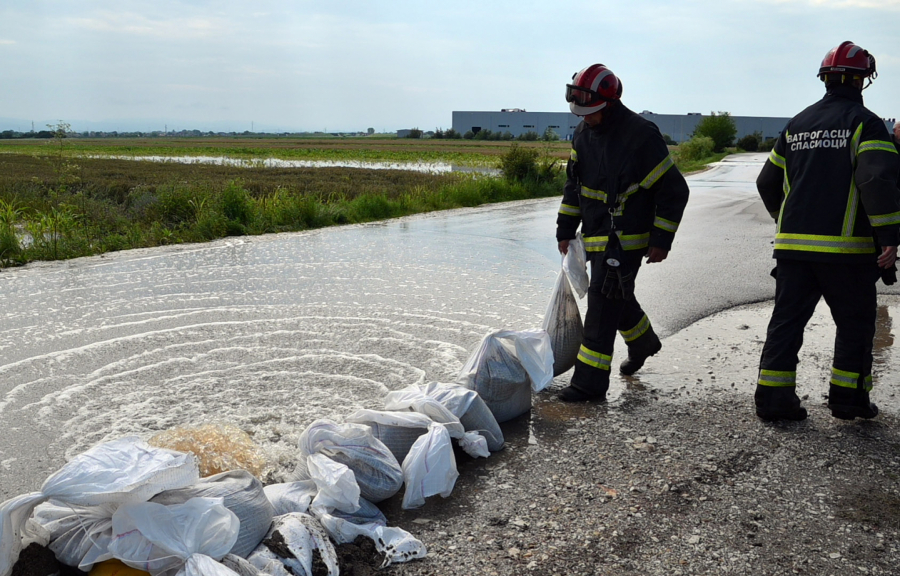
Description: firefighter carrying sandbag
xmin=555 ymin=63 xmax=690 ymax=402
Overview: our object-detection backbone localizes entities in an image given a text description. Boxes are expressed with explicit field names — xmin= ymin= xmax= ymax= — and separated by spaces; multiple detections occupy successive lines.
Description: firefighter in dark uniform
xmin=556 ymin=63 xmax=690 ymax=402
xmin=755 ymin=41 xmax=900 ymax=421
xmin=895 ymin=121 xmax=900 ymax=190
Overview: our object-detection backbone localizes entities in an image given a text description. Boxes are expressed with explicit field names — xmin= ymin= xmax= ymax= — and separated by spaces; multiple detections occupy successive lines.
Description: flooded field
xmin=2 ymin=153 xmax=898 ymax=501
xmin=0 ymin=136 xmax=571 ymax=167
xmin=92 ymin=154 xmax=502 ymax=175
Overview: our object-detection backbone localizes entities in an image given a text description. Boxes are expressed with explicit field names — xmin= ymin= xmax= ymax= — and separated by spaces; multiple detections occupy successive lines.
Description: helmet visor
xmin=566 ymin=84 xmax=603 ymax=107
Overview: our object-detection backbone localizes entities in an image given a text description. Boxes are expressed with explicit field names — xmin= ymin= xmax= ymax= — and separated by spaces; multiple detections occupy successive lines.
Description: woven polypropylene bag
xmin=542 ymin=269 xmax=583 ymax=377
xmin=383 ymin=383 xmax=504 ymax=452
xmin=460 ymin=336 xmax=531 ymax=423
xmin=150 ymin=470 xmax=274 ymax=559
xmin=344 ymin=410 xmax=433 ymax=463
xmin=294 ymin=420 xmax=403 ymax=504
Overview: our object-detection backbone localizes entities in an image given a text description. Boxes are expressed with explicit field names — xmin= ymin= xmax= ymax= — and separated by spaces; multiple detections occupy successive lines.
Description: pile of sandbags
xmin=0 ymin=431 xmax=428 ymax=576
xmin=0 ymin=247 xmax=585 ymax=575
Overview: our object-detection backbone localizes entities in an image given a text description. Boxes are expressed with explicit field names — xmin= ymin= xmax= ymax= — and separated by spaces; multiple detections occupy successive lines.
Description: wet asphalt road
xmin=1 ymin=152 xmax=897 ymax=500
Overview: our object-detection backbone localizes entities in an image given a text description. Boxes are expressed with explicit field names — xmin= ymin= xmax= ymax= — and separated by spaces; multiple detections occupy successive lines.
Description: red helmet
xmin=566 ymin=64 xmax=622 ymax=116
xmin=818 ymin=41 xmax=877 ymax=85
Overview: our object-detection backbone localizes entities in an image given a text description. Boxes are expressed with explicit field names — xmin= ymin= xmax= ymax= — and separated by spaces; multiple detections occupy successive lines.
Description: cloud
xmin=68 ymin=11 xmax=227 ymax=40
xmin=0 ymin=40 xmax=15 ymax=45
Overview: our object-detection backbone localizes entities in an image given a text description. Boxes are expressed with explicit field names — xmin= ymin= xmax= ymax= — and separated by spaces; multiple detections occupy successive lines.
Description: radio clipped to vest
xmin=599 ymin=196 xmax=635 ymax=300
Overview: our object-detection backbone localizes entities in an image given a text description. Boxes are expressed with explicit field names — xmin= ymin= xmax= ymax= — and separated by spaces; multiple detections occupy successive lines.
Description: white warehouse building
xmin=452 ymin=109 xmax=793 ymax=143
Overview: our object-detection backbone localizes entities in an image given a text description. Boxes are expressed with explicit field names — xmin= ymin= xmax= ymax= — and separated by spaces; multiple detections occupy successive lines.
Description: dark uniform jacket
xmin=894 ymin=130 xmax=900 ymax=189
xmin=757 ymin=84 xmax=900 ymax=263
xmin=556 ymin=103 xmax=689 ymax=256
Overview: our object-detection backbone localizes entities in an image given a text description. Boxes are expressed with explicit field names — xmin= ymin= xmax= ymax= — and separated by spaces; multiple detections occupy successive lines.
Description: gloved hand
xmin=881 ymin=264 xmax=897 ymax=286
xmin=600 ymin=264 xmax=635 ymax=300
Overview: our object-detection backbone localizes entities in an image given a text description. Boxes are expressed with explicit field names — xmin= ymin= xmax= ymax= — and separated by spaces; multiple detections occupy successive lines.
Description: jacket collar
xmin=824 ymin=83 xmax=864 ymax=105
xmin=589 ymin=102 xmax=628 ymax=134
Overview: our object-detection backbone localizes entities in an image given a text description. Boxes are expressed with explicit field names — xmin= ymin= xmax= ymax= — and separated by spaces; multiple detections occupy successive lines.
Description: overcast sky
xmin=1 ymin=0 xmax=898 ymax=133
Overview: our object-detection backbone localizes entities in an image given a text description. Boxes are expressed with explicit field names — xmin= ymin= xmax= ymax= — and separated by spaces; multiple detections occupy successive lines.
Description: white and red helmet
xmin=818 ymin=41 xmax=877 ymax=87
xmin=566 ymin=64 xmax=622 ymax=116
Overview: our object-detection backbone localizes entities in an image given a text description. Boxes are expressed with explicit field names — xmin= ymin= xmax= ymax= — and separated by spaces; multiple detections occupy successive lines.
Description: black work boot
xmin=828 ymin=383 xmax=878 ymax=420
xmin=558 ymin=363 xmax=609 ymax=402
xmin=754 ymin=386 xmax=807 ymax=422
xmin=557 ymin=385 xmax=607 ymax=402
xmin=619 ymin=329 xmax=662 ymax=376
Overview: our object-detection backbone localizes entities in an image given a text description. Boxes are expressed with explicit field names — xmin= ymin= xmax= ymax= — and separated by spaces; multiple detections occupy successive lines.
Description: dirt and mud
xmin=380 ymin=300 xmax=900 ymax=576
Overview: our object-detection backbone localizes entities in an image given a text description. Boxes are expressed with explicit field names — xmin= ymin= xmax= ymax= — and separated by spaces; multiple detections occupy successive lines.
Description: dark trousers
xmin=758 ymin=259 xmax=876 ymax=400
xmin=570 ymin=253 xmax=650 ymax=394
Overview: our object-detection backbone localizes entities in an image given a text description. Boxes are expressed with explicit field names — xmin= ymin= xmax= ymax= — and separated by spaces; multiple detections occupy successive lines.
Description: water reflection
xmin=90 ymin=154 xmax=502 ymax=176
xmin=634 ymin=299 xmax=900 ymax=412
xmin=873 ymin=304 xmax=894 ymax=371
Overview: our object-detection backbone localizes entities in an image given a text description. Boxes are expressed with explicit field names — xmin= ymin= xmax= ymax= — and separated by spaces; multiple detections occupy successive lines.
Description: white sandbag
xmin=457 ymin=329 xmax=553 ymax=423
xmin=384 ymin=382 xmax=474 ymax=417
xmin=107 ymin=497 xmax=239 ymax=575
xmin=455 ymin=430 xmax=490 ymax=458
xmin=314 ymin=513 xmax=427 ymax=566
xmin=19 ymin=515 xmax=49 ymax=549
xmin=0 ymin=436 xmax=199 ymax=576
xmin=263 ymin=482 xmax=386 ymax=526
xmin=326 ymin=497 xmax=386 ymax=527
xmin=401 ymin=424 xmax=459 ymax=509
xmin=344 ymin=409 xmax=434 ymax=462
xmin=178 ymin=554 xmax=242 ymax=576
xmin=344 ymin=408 xmax=488 ymax=461
xmin=247 ymin=513 xmax=337 ymax=576
xmin=246 ymin=546 xmax=294 ymax=576
xmin=307 ymin=453 xmax=361 ymax=514
xmin=542 ymin=268 xmax=583 ymax=377
xmin=150 ymin=470 xmax=275 ymax=559
xmin=263 ymin=480 xmax=317 ymax=516
xmin=459 ymin=335 xmax=529 ymax=423
xmin=563 ymin=232 xmax=589 ymax=298
xmin=221 ymin=553 xmax=266 ymax=576
xmin=384 ymin=382 xmax=504 ymax=452
xmin=509 ymin=329 xmax=554 ymax=392
xmin=30 ymin=501 xmax=117 ymax=570
xmin=294 ymin=420 xmax=403 ymax=504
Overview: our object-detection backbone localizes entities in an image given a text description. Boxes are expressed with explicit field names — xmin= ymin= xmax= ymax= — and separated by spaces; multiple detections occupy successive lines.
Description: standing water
xmin=0 ymin=199 xmax=561 ymax=498
xmin=90 ymin=154 xmax=502 ymax=175
xmin=2 ymin=154 xmax=899 ymax=499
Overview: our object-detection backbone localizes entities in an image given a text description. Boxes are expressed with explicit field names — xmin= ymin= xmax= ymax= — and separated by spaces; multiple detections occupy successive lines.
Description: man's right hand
xmin=878 ymin=245 xmax=897 ymax=269
xmin=558 ymin=239 xmax=570 ymax=255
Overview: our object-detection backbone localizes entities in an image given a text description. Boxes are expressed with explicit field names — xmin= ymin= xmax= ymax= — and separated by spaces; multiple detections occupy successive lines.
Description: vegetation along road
xmin=0 ymin=134 xmax=727 ymax=268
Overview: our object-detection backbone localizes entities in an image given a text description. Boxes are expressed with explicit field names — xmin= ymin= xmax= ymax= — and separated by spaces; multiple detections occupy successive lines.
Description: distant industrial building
xmin=452 ymin=110 xmax=579 ymax=141
xmin=452 ymin=109 xmax=795 ymax=143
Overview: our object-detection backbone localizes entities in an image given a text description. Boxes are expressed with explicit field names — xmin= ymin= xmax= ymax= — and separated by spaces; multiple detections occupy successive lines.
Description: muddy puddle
xmin=534 ymin=296 xmax=900 ymax=426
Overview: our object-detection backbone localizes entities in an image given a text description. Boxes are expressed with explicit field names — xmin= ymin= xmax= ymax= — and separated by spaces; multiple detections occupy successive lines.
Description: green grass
xmin=671 ymin=149 xmax=730 ymax=174
xmin=0 ymin=150 xmax=564 ymax=267
xmin=0 ymin=137 xmax=725 ymax=267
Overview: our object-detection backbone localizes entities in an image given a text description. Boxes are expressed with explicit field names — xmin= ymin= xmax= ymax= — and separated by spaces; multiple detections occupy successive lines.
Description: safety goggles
xmin=565 ymin=84 xmax=606 ymax=106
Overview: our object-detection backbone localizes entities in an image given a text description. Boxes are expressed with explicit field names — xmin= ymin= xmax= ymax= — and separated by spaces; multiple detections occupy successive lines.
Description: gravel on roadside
xmin=381 ymin=385 xmax=900 ymax=576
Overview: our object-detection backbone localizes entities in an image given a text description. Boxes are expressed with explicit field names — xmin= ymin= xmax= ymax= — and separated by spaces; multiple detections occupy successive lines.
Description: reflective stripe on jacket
xmin=757 ymin=84 xmax=900 ymax=262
